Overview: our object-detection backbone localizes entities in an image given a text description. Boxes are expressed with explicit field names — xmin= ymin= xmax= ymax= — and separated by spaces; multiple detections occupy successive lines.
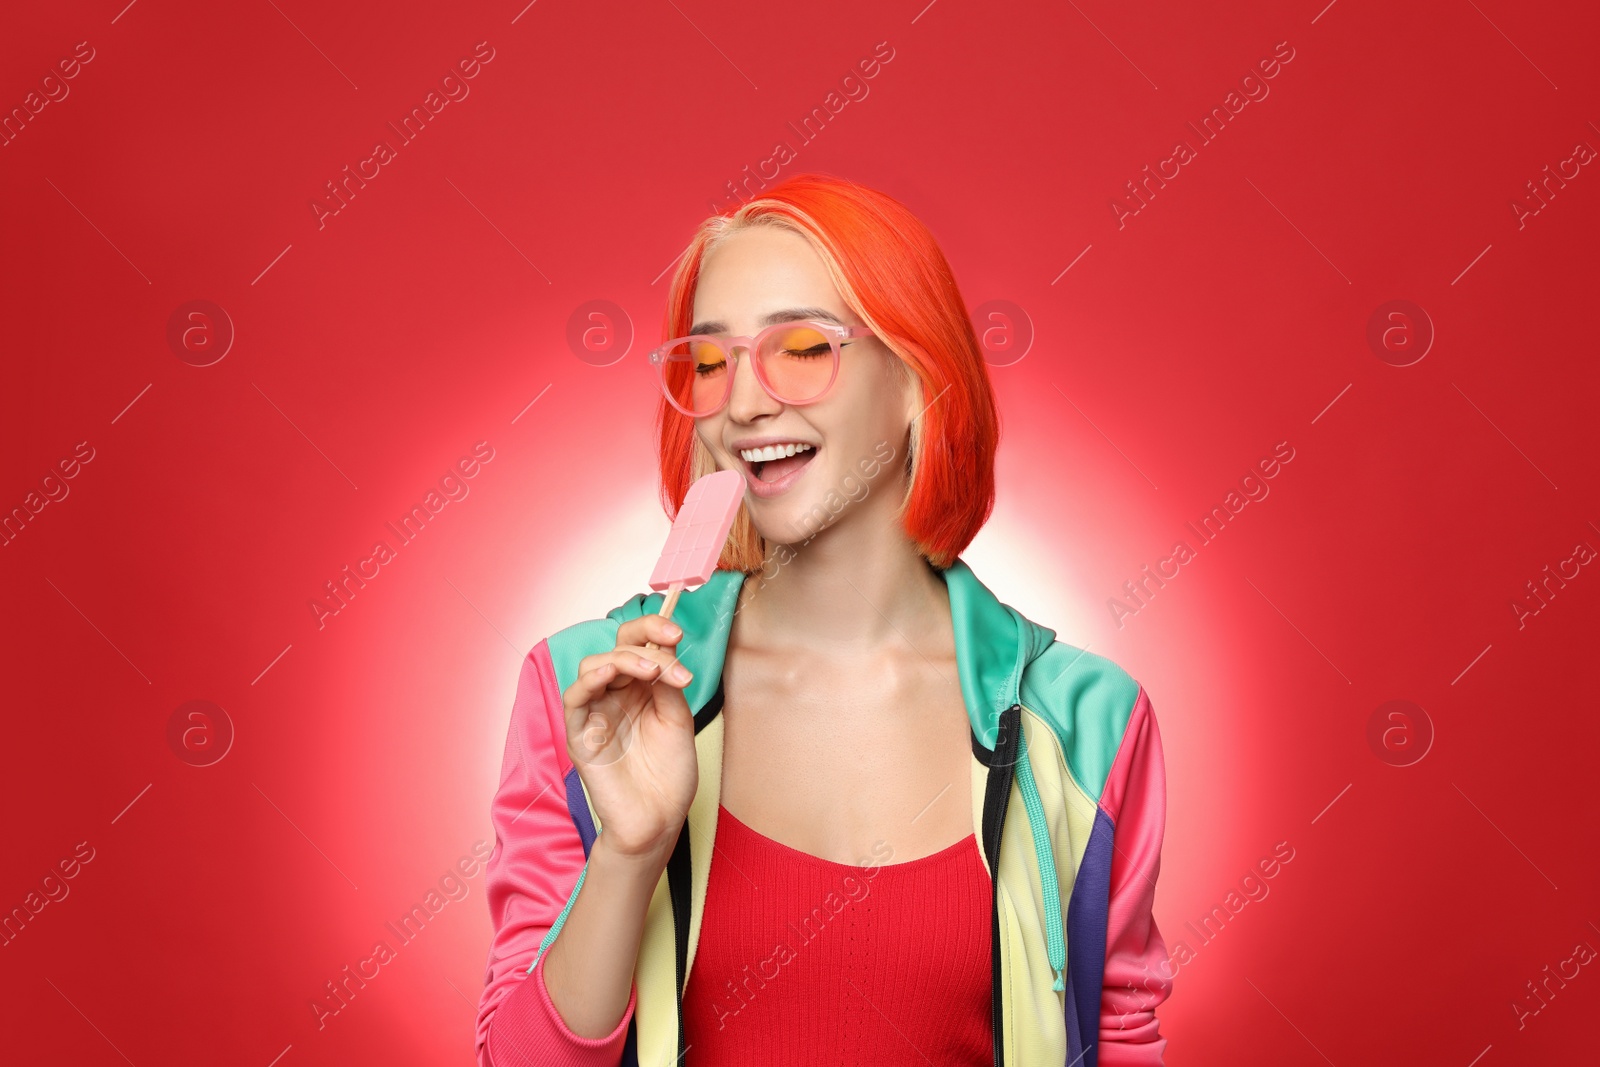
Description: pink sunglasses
xmin=648 ymin=319 xmax=875 ymax=418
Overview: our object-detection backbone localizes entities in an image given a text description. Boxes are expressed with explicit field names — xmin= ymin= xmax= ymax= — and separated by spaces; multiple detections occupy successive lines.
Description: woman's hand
xmin=562 ymin=613 xmax=698 ymax=863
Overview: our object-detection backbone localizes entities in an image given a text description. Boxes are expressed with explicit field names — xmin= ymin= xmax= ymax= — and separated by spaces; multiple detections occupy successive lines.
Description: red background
xmin=3 ymin=0 xmax=1597 ymax=1064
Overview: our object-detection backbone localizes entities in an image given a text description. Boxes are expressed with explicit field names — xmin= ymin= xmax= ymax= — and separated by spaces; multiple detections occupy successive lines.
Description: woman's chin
xmin=749 ymin=498 xmax=835 ymax=548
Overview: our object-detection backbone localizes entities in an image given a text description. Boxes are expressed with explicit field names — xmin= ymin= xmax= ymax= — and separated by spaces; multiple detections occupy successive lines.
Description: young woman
xmin=474 ymin=174 xmax=1171 ymax=1066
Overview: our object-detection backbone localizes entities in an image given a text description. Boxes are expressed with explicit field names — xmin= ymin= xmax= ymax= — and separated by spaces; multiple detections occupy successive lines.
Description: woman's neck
xmin=733 ymin=515 xmax=950 ymax=657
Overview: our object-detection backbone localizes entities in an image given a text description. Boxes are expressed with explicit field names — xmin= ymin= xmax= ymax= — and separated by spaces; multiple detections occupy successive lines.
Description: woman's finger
xmin=612 ymin=644 xmax=693 ymax=687
xmin=615 ymin=613 xmax=683 ymax=652
xmin=568 ymin=649 xmax=690 ymax=708
xmin=563 ymin=655 xmax=649 ymax=716
xmin=563 ymin=661 xmax=615 ymax=719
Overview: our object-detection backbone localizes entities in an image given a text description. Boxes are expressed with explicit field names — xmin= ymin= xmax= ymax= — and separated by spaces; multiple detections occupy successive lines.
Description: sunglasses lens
xmin=757 ymin=325 xmax=835 ymax=404
xmin=659 ymin=338 xmax=730 ymax=416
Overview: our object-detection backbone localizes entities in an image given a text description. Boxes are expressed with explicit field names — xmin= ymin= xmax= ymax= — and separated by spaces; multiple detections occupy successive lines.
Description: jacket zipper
xmin=982 ymin=703 xmax=1023 ymax=1066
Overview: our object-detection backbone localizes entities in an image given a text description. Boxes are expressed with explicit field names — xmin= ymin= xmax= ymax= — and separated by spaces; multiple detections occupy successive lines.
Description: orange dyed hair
xmin=655 ymin=173 xmax=999 ymax=572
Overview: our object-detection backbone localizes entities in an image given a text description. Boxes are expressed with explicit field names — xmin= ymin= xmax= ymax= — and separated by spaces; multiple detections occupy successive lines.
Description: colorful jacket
xmin=475 ymin=558 xmax=1172 ymax=1066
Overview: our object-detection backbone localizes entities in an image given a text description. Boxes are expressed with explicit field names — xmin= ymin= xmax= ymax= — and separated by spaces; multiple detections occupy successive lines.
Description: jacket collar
xmin=620 ymin=556 xmax=1057 ymax=750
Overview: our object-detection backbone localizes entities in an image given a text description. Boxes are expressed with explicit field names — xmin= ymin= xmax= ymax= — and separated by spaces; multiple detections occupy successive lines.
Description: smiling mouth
xmin=742 ymin=445 xmax=818 ymax=484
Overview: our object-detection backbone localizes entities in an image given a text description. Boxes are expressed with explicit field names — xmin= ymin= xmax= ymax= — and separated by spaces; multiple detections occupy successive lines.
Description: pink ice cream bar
xmin=643 ymin=469 xmax=744 ymax=647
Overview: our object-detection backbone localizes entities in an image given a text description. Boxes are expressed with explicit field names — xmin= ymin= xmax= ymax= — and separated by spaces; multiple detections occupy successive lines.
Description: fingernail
xmin=671 ymin=665 xmax=691 ymax=683
xmin=665 ymin=624 xmax=682 ymax=639
xmin=638 ymin=656 xmax=656 ymax=670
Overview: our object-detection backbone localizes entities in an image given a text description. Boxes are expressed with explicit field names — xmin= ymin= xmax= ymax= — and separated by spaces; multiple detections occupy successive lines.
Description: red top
xmin=681 ymin=802 xmax=993 ymax=1065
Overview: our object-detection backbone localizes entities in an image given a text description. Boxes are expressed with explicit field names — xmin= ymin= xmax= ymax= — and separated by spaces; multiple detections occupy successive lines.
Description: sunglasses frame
xmin=648 ymin=319 xmax=875 ymax=418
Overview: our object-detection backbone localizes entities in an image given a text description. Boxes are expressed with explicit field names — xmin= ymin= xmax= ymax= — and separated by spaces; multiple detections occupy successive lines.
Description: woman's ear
xmin=896 ymin=358 xmax=924 ymax=430
xmin=901 ymin=393 xmax=920 ymax=482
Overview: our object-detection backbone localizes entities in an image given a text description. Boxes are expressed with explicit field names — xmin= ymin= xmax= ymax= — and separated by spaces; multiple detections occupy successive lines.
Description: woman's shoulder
xmin=1021 ymin=638 xmax=1142 ymax=717
xmin=1018 ymin=637 xmax=1150 ymax=798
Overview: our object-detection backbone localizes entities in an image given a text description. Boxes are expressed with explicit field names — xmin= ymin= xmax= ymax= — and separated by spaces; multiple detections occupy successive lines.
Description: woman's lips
xmin=743 ymin=448 xmax=817 ymax=498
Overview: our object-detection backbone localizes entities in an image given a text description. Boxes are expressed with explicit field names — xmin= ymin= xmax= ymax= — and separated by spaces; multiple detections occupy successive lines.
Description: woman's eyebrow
xmin=688 ymin=307 xmax=846 ymax=335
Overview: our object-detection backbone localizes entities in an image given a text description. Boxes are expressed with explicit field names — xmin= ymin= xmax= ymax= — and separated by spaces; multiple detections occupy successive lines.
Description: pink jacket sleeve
xmin=1096 ymin=686 xmax=1172 ymax=1065
xmin=474 ymin=642 xmax=637 ymax=1067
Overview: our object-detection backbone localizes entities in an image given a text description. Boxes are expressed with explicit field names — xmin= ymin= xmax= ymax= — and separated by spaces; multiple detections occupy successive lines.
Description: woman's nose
xmin=725 ymin=345 xmax=780 ymax=421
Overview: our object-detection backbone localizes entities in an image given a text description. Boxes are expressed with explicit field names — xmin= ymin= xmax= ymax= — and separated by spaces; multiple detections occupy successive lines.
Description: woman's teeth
xmin=739 ymin=442 xmax=814 ymax=463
